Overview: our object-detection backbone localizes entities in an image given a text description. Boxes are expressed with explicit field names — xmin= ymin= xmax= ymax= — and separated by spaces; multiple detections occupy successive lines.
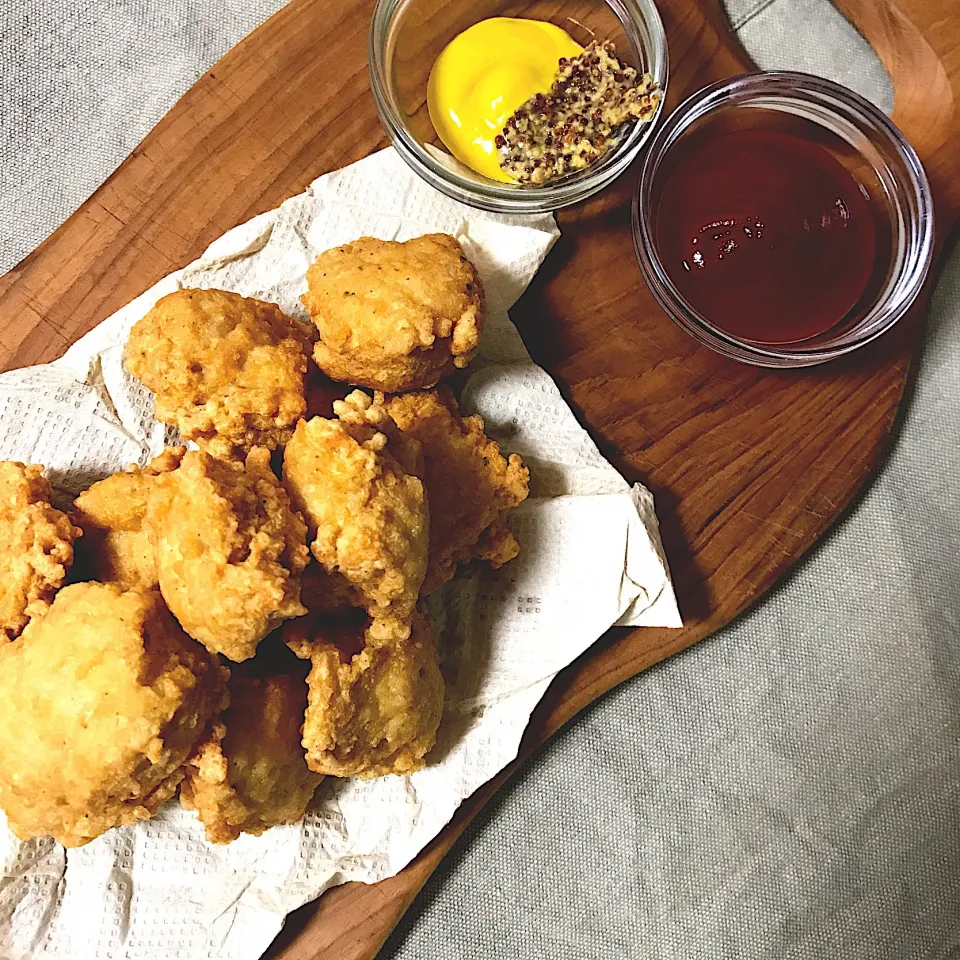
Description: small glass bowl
xmin=369 ymin=0 xmax=668 ymax=214
xmin=633 ymin=71 xmax=934 ymax=367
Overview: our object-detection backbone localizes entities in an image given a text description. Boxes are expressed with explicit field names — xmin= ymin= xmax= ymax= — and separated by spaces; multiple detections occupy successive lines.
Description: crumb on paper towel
xmin=0 ymin=147 xmax=679 ymax=960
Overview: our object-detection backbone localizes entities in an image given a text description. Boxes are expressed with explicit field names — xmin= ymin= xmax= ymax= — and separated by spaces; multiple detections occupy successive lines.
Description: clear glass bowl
xmin=633 ymin=71 xmax=934 ymax=367
xmin=369 ymin=0 xmax=668 ymax=213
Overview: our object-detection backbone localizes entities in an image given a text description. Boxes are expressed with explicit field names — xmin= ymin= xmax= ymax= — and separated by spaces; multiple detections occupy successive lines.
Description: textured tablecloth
xmin=2 ymin=2 xmax=958 ymax=958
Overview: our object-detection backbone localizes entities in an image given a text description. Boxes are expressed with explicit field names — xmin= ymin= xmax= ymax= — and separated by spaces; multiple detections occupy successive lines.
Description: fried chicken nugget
xmin=181 ymin=671 xmax=322 ymax=843
xmin=282 ymin=392 xmax=427 ymax=626
xmin=284 ymin=604 xmax=444 ymax=778
xmin=72 ymin=447 xmax=186 ymax=591
xmin=151 ymin=448 xmax=309 ymax=662
xmin=303 ymin=234 xmax=484 ymax=393
xmin=0 ymin=461 xmax=81 ymax=639
xmin=0 ymin=583 xmax=228 ymax=847
xmin=380 ymin=389 xmax=529 ymax=593
xmin=123 ymin=288 xmax=315 ymax=460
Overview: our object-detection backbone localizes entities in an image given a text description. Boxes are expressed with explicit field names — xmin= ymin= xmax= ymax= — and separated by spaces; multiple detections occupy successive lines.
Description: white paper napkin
xmin=0 ymin=147 xmax=679 ymax=960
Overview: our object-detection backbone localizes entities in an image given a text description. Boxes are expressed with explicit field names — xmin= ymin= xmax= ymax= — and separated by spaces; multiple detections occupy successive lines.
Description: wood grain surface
xmin=0 ymin=0 xmax=957 ymax=957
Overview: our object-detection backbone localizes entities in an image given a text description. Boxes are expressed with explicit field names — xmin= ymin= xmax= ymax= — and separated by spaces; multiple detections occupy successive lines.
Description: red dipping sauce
xmin=654 ymin=129 xmax=878 ymax=344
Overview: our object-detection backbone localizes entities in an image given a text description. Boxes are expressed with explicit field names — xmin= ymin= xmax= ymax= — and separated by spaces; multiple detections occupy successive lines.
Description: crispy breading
xmin=72 ymin=447 xmax=186 ymax=591
xmin=333 ymin=389 xmax=424 ymax=479
xmin=284 ymin=604 xmax=444 ymax=778
xmin=281 ymin=392 xmax=427 ymax=626
xmin=0 ymin=583 xmax=228 ymax=847
xmin=181 ymin=671 xmax=321 ymax=843
xmin=123 ymin=288 xmax=315 ymax=460
xmin=380 ymin=389 xmax=529 ymax=592
xmin=303 ymin=234 xmax=484 ymax=393
xmin=0 ymin=460 xmax=80 ymax=639
xmin=151 ymin=448 xmax=309 ymax=661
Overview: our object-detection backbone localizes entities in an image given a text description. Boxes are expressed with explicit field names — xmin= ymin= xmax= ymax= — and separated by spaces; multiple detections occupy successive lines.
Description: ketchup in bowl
xmin=634 ymin=73 xmax=932 ymax=367
xmin=653 ymin=128 xmax=881 ymax=345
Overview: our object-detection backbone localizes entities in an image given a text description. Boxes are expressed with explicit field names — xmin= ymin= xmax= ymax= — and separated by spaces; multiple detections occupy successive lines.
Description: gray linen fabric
xmin=2 ymin=1 xmax=958 ymax=958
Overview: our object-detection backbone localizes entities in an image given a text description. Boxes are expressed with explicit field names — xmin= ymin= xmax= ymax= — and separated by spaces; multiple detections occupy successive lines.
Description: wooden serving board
xmin=1 ymin=0 xmax=958 ymax=956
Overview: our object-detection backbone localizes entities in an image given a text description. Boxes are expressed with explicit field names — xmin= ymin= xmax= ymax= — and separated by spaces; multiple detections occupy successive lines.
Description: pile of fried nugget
xmin=0 ymin=233 xmax=529 ymax=847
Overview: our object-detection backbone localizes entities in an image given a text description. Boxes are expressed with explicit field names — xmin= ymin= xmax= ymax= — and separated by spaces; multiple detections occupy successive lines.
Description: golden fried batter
xmin=284 ymin=604 xmax=444 ymax=778
xmin=151 ymin=448 xmax=309 ymax=661
xmin=181 ymin=671 xmax=321 ymax=844
xmin=123 ymin=288 xmax=315 ymax=460
xmin=303 ymin=234 xmax=484 ymax=393
xmin=0 ymin=583 xmax=227 ymax=847
xmin=73 ymin=447 xmax=185 ymax=591
xmin=381 ymin=389 xmax=529 ymax=592
xmin=0 ymin=461 xmax=80 ymax=639
xmin=282 ymin=392 xmax=427 ymax=626
xmin=334 ymin=388 xmax=424 ymax=478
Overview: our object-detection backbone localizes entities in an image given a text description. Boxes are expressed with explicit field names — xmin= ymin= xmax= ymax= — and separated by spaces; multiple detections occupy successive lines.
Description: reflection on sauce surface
xmin=654 ymin=129 xmax=879 ymax=344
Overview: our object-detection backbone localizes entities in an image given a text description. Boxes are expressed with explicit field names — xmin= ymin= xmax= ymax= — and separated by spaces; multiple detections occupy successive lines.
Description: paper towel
xmin=0 ymin=147 xmax=679 ymax=960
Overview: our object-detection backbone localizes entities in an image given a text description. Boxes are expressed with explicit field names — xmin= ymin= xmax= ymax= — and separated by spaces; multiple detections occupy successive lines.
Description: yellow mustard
xmin=427 ymin=18 xmax=583 ymax=182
